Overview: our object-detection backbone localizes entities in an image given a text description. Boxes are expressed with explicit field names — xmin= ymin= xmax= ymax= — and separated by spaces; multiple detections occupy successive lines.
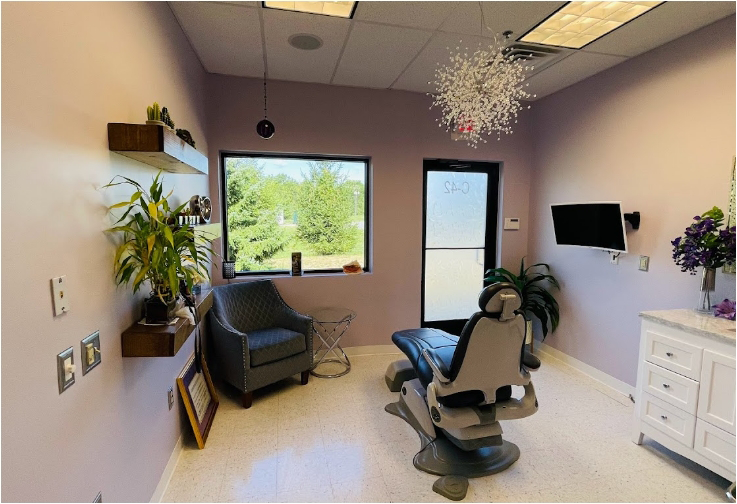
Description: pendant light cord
xmin=263 ymin=73 xmax=268 ymax=119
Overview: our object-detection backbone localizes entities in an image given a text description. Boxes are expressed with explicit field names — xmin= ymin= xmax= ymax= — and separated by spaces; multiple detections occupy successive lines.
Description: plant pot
xmin=145 ymin=120 xmax=166 ymax=127
xmin=145 ymin=295 xmax=177 ymax=324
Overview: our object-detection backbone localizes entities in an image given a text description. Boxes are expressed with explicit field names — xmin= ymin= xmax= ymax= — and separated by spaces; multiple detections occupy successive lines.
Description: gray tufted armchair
xmin=208 ymin=280 xmax=313 ymax=408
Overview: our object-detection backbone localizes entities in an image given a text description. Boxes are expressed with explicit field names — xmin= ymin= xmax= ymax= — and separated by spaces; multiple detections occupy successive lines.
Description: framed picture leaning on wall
xmin=177 ymin=354 xmax=219 ymax=449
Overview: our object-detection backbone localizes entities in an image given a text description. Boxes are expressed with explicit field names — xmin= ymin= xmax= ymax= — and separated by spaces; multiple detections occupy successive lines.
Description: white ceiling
xmin=169 ymin=1 xmax=735 ymax=100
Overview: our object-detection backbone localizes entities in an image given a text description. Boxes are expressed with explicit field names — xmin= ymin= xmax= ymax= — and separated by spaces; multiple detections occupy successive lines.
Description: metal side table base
xmin=310 ymin=308 xmax=356 ymax=378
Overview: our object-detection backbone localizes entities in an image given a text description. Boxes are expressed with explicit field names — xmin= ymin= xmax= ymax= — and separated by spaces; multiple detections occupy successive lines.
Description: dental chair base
xmin=384 ymin=371 xmax=521 ymax=478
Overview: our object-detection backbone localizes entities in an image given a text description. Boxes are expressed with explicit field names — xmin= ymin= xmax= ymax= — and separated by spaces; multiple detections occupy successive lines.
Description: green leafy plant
xmin=146 ymin=102 xmax=161 ymax=122
xmin=485 ymin=257 xmax=560 ymax=340
xmin=104 ymin=171 xmax=214 ymax=302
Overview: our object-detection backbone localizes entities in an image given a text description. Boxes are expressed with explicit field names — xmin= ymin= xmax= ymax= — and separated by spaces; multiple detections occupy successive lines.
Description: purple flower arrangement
xmin=713 ymin=299 xmax=736 ymax=320
xmin=671 ymin=206 xmax=736 ymax=274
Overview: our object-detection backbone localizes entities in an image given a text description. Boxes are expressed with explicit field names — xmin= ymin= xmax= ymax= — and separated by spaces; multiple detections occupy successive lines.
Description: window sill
xmin=228 ymin=271 xmax=371 ymax=281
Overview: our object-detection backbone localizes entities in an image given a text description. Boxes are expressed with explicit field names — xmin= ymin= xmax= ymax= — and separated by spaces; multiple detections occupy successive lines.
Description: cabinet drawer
xmin=694 ymin=419 xmax=736 ymax=474
xmin=645 ymin=330 xmax=702 ymax=380
xmin=640 ymin=393 xmax=696 ymax=447
xmin=644 ymin=361 xmax=699 ymax=414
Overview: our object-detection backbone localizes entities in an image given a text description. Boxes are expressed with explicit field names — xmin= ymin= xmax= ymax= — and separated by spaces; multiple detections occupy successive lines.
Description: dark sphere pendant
xmin=256 ymin=119 xmax=275 ymax=139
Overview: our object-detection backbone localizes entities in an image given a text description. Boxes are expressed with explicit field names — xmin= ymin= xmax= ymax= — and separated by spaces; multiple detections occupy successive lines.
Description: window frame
xmin=219 ymin=150 xmax=371 ymax=277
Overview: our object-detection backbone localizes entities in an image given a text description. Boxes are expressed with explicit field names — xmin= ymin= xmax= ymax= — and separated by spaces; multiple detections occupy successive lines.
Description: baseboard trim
xmin=343 ymin=344 xmax=400 ymax=356
xmin=150 ymin=435 xmax=182 ymax=503
xmin=536 ymin=341 xmax=635 ymax=398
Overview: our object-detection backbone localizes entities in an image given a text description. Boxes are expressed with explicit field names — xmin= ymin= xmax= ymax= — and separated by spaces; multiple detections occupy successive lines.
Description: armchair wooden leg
xmin=301 ymin=370 xmax=310 ymax=385
xmin=242 ymin=391 xmax=253 ymax=409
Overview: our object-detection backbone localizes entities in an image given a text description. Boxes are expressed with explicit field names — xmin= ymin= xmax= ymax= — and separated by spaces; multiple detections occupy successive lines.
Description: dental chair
xmin=384 ymin=282 xmax=541 ymax=480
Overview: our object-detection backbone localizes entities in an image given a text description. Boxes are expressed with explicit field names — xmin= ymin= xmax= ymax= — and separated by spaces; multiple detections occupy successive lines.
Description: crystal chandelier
xmin=430 ymin=5 xmax=535 ymax=147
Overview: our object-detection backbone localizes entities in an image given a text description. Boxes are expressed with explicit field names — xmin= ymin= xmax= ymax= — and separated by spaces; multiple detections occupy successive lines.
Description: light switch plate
xmin=503 ymin=218 xmax=520 ymax=230
xmin=81 ymin=331 xmax=101 ymax=375
xmin=167 ymin=387 xmax=175 ymax=410
xmin=57 ymin=347 xmax=75 ymax=393
xmin=51 ymin=276 xmax=69 ymax=316
xmin=639 ymin=255 xmax=650 ymax=271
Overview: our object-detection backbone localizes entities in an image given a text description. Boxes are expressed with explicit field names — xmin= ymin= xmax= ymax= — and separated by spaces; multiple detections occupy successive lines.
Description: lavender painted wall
xmin=528 ymin=16 xmax=736 ymax=386
xmin=206 ymin=76 xmax=535 ymax=347
xmin=2 ymin=3 xmax=209 ymax=501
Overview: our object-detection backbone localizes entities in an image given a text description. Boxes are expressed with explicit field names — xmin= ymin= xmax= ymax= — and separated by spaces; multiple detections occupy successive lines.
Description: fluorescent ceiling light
xmin=519 ymin=1 xmax=662 ymax=49
xmin=263 ymin=1 xmax=356 ymax=18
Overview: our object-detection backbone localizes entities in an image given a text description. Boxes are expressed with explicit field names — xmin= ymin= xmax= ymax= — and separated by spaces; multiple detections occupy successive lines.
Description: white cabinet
xmin=633 ymin=310 xmax=736 ymax=486
xmin=698 ymin=350 xmax=736 ymax=435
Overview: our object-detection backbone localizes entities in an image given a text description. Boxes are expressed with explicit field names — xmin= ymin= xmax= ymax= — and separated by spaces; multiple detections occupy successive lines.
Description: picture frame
xmin=291 ymin=252 xmax=302 ymax=276
xmin=177 ymin=354 xmax=219 ymax=449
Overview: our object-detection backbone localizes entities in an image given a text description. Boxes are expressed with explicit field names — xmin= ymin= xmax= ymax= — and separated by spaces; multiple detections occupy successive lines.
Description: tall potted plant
xmin=484 ymin=258 xmax=560 ymax=349
xmin=671 ymin=206 xmax=736 ymax=312
xmin=105 ymin=172 xmax=215 ymax=323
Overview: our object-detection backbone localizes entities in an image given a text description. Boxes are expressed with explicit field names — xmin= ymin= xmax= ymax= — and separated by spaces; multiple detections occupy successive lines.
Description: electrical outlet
xmin=639 ymin=255 xmax=650 ymax=272
xmin=167 ymin=387 xmax=174 ymax=410
xmin=81 ymin=331 xmax=101 ymax=375
xmin=57 ymin=347 xmax=75 ymax=393
xmin=51 ymin=276 xmax=69 ymax=316
xmin=609 ymin=252 xmax=620 ymax=265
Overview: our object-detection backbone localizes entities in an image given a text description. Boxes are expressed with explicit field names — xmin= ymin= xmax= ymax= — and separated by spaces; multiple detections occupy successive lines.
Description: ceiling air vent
xmin=504 ymin=43 xmax=572 ymax=78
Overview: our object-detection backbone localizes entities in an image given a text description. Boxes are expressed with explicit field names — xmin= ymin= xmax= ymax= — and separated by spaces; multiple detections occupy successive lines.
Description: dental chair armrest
xmin=523 ymin=350 xmax=541 ymax=371
xmin=422 ymin=348 xmax=451 ymax=383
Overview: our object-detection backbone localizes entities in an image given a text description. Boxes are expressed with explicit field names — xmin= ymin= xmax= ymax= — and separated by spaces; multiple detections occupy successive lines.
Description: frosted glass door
xmin=423 ymin=170 xmax=489 ymax=323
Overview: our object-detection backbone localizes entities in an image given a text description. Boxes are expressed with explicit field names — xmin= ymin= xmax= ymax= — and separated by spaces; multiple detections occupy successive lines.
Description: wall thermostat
xmin=504 ymin=218 xmax=520 ymax=230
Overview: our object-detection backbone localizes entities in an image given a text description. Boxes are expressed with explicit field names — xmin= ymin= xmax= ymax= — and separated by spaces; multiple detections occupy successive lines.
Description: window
xmin=221 ymin=152 xmax=369 ymax=276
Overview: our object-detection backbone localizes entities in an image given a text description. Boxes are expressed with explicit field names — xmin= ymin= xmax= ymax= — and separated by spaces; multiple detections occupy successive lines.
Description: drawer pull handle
xmin=662 ymin=383 xmax=670 ymax=388
xmin=666 ymin=352 xmax=674 ymax=357
xmin=660 ymin=415 xmax=668 ymax=420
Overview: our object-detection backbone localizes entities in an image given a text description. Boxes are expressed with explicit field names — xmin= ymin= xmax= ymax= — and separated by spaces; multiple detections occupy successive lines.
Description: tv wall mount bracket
xmin=624 ymin=211 xmax=640 ymax=230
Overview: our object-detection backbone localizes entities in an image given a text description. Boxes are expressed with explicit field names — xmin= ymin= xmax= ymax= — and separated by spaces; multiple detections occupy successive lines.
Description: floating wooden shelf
xmin=122 ymin=289 xmax=214 ymax=357
xmin=108 ymin=123 xmax=207 ymax=175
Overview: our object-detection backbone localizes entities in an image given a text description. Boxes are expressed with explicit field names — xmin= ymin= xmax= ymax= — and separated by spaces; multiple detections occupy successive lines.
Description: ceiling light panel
xmin=520 ymin=1 xmax=662 ymax=49
xmin=263 ymin=1 xmax=356 ymax=18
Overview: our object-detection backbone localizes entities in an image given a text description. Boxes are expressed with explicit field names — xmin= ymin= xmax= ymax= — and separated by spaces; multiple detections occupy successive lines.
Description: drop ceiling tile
xmin=332 ymin=22 xmax=433 ymax=88
xmin=440 ymin=1 xmax=565 ymax=39
xmin=392 ymin=32 xmax=491 ymax=94
xmin=524 ymin=51 xmax=627 ymax=99
xmin=584 ymin=1 xmax=736 ymax=57
xmin=169 ymin=1 xmax=263 ymax=77
xmin=353 ymin=1 xmax=454 ymax=30
xmin=212 ymin=1 xmax=259 ymax=7
xmin=263 ymin=9 xmax=350 ymax=83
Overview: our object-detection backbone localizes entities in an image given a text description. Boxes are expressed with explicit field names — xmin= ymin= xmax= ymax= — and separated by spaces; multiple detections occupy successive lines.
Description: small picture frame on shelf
xmin=291 ymin=252 xmax=302 ymax=276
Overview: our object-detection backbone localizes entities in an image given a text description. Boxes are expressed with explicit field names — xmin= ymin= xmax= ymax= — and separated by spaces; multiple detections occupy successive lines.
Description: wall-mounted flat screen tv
xmin=551 ymin=202 xmax=628 ymax=253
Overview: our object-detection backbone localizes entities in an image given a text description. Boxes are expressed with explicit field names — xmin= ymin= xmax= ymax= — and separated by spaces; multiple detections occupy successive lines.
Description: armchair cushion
xmin=249 ymin=327 xmax=306 ymax=367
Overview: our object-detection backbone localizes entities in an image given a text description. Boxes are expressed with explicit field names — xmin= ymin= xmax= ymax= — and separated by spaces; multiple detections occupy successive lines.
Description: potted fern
xmin=485 ymin=258 xmax=560 ymax=349
xmin=105 ymin=171 xmax=215 ymax=323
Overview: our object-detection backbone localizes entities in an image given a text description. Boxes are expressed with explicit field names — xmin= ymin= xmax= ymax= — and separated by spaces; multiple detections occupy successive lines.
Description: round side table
xmin=309 ymin=307 xmax=356 ymax=378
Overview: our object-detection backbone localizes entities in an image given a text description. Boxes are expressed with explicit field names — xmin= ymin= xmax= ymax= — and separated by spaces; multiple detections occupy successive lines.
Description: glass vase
xmin=697 ymin=267 xmax=716 ymax=313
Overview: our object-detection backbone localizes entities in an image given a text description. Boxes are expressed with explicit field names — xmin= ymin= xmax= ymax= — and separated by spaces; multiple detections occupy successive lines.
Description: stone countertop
xmin=640 ymin=309 xmax=736 ymax=344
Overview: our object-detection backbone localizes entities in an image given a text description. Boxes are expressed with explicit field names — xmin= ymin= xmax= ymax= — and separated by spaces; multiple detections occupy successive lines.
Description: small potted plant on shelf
xmin=146 ymin=102 xmax=165 ymax=127
xmin=485 ymin=257 xmax=560 ymax=350
xmin=105 ymin=171 xmax=215 ymax=323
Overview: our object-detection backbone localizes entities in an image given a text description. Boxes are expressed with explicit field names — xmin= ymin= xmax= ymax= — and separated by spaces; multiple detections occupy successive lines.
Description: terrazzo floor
xmin=162 ymin=351 xmax=730 ymax=502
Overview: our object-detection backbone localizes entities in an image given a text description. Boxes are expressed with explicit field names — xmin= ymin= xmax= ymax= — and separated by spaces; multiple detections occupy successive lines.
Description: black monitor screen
xmin=551 ymin=203 xmax=627 ymax=252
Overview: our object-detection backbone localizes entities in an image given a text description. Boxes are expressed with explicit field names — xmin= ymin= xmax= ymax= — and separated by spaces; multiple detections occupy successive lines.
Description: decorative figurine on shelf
xmin=671 ymin=206 xmax=736 ymax=312
xmin=146 ymin=102 xmax=165 ymax=127
xmin=176 ymin=128 xmax=196 ymax=148
xmin=160 ymin=107 xmax=175 ymax=130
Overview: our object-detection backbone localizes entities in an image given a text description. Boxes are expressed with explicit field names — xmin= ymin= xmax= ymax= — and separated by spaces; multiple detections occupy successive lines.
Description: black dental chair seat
xmin=391 ymin=328 xmax=512 ymax=408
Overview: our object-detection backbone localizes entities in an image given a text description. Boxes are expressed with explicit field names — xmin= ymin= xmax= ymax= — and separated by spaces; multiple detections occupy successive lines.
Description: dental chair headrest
xmin=479 ymin=282 xmax=522 ymax=318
